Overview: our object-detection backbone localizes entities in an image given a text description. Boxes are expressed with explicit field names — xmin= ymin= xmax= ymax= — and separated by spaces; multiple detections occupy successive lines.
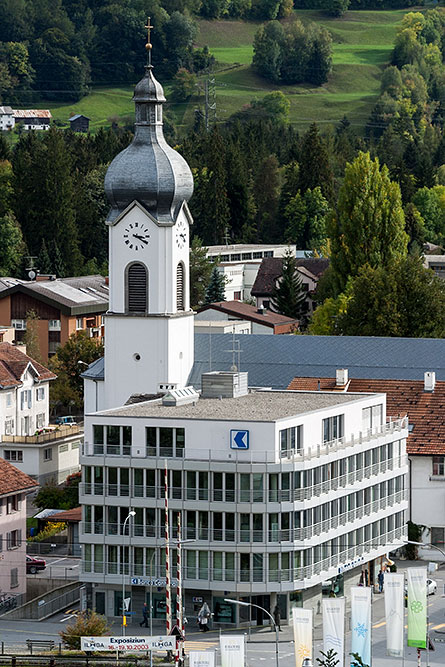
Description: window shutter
xmin=6 ymin=532 xmax=10 ymax=550
xmin=176 ymin=263 xmax=184 ymax=311
xmin=20 ymin=393 xmax=24 ymax=410
xmin=28 ymin=391 xmax=31 ymax=409
xmin=0 ymin=534 xmax=2 ymax=552
xmin=127 ymin=263 xmax=148 ymax=312
xmin=18 ymin=529 xmax=22 ymax=546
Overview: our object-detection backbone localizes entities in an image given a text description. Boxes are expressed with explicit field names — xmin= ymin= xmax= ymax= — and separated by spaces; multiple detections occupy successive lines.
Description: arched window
xmin=127 ymin=263 xmax=148 ymax=313
xmin=176 ymin=262 xmax=185 ymax=311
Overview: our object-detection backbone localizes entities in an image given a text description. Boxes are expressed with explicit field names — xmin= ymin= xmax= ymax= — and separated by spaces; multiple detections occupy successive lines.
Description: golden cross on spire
xmin=145 ymin=17 xmax=153 ymax=51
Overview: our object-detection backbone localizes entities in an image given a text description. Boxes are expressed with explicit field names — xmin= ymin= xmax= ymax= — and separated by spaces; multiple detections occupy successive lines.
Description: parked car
xmin=55 ymin=416 xmax=76 ymax=426
xmin=26 ymin=555 xmax=46 ymax=574
xmin=404 ymin=578 xmax=437 ymax=605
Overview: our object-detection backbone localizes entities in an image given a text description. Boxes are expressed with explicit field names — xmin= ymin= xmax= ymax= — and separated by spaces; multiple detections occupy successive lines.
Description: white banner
xmin=189 ymin=651 xmax=215 ymax=667
xmin=384 ymin=573 xmax=404 ymax=657
xmin=81 ymin=636 xmax=175 ymax=652
xmin=350 ymin=587 xmax=371 ymax=667
xmin=292 ymin=607 xmax=312 ymax=667
xmin=220 ymin=635 xmax=245 ymax=667
xmin=322 ymin=598 xmax=345 ymax=667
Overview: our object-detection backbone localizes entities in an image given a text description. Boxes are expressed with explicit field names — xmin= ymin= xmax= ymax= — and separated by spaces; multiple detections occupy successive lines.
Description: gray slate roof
xmin=84 ymin=334 xmax=445 ymax=389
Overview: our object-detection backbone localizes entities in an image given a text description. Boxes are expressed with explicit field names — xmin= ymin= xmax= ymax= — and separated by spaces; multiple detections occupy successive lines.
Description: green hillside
xmin=193 ymin=9 xmax=406 ymax=131
xmin=37 ymin=10 xmax=406 ymax=134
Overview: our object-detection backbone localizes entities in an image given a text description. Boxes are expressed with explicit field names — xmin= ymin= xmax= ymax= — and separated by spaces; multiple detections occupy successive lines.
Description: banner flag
xmin=407 ymin=567 xmax=427 ymax=649
xmin=189 ymin=652 xmax=215 ymax=667
xmin=292 ymin=607 xmax=312 ymax=667
xmin=323 ymin=597 xmax=345 ymax=667
xmin=220 ymin=635 xmax=245 ymax=667
xmin=350 ymin=587 xmax=371 ymax=667
xmin=384 ymin=573 xmax=404 ymax=657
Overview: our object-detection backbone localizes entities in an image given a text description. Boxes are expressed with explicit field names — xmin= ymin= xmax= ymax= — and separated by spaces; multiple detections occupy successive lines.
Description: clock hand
xmin=133 ymin=234 xmax=149 ymax=244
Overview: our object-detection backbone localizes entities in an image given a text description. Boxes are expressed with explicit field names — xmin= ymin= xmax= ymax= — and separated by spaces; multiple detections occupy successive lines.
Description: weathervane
xmin=145 ymin=16 xmax=153 ymax=65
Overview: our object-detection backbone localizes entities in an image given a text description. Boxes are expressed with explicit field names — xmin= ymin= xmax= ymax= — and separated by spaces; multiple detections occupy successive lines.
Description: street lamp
xmin=122 ymin=510 xmax=136 ymax=635
xmin=224 ymin=599 xmax=279 ymax=667
xmin=404 ymin=539 xmax=445 ymax=560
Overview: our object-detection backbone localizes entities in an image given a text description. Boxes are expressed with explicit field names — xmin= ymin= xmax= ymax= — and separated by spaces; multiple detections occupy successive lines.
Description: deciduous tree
xmin=328 ymin=151 xmax=408 ymax=294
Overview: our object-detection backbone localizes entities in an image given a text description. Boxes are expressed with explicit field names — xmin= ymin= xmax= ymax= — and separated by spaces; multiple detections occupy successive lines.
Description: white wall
xmin=0 ymin=491 xmax=27 ymax=595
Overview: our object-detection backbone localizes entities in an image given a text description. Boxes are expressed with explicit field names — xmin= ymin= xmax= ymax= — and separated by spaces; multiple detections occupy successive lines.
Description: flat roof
xmin=95 ymin=390 xmax=373 ymax=422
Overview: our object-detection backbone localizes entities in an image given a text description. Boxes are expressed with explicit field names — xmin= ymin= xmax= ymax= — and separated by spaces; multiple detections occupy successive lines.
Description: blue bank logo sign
xmin=230 ymin=429 xmax=249 ymax=450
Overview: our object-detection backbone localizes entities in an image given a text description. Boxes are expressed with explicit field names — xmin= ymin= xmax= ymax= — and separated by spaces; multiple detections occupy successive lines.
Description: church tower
xmin=102 ymin=38 xmax=195 ymax=408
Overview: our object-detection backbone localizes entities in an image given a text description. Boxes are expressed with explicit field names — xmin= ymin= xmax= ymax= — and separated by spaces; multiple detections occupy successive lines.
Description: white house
xmin=0 ymin=342 xmax=81 ymax=485
xmin=0 ymin=106 xmax=15 ymax=131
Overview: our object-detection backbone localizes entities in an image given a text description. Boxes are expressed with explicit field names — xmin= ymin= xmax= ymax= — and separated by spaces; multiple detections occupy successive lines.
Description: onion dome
xmin=104 ymin=65 xmax=193 ymax=224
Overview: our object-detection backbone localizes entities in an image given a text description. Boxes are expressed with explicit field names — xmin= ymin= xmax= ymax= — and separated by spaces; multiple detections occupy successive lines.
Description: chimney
xmin=257 ymin=306 xmax=265 ymax=315
xmin=336 ymin=368 xmax=348 ymax=386
xmin=424 ymin=371 xmax=436 ymax=392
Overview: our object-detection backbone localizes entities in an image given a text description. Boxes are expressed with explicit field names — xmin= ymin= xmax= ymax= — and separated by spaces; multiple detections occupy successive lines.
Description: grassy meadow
xmin=34 ymin=9 xmax=407 ymax=134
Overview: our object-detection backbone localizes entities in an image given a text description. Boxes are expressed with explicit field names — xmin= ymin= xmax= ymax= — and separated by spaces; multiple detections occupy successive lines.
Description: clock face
xmin=122 ymin=222 xmax=150 ymax=251
xmin=176 ymin=220 xmax=187 ymax=249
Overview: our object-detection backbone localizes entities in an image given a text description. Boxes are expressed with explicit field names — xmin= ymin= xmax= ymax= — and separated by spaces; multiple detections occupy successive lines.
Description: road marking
xmin=372 ymin=622 xmax=386 ymax=628
xmin=60 ymin=615 xmax=77 ymax=623
xmin=47 ymin=558 xmax=68 ymax=566
xmin=184 ymin=641 xmax=218 ymax=653
xmin=432 ymin=623 xmax=445 ymax=630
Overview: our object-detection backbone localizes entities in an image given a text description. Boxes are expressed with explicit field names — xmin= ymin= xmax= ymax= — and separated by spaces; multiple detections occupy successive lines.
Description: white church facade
xmin=79 ymin=58 xmax=408 ymax=627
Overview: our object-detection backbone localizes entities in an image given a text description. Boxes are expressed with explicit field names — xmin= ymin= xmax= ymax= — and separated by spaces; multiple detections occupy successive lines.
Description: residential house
xmin=0 ymin=106 xmax=15 ymax=131
xmin=205 ymin=245 xmax=298 ymax=302
xmin=0 ymin=342 xmax=81 ymax=485
xmin=68 ymin=114 xmax=90 ymax=133
xmin=0 ymin=458 xmax=38 ymax=600
xmin=0 ymin=275 xmax=109 ymax=360
xmin=13 ymin=110 xmax=51 ymax=130
xmin=46 ymin=506 xmax=81 ymax=556
xmin=196 ymin=301 xmax=299 ymax=334
xmin=251 ymin=257 xmax=329 ymax=316
xmin=287 ymin=370 xmax=445 ymax=562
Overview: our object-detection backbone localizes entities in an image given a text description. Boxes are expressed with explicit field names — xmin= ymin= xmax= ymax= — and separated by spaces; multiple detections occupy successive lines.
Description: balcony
xmin=2 ymin=425 xmax=81 ymax=444
xmin=79 ymin=455 xmax=407 ymax=503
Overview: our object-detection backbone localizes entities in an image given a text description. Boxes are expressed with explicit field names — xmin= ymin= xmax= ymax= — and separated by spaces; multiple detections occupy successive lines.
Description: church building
xmin=80 ymin=54 xmax=408 ymax=627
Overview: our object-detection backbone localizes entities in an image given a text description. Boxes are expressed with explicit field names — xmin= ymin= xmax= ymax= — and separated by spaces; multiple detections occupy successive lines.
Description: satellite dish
xmin=28 ymin=270 xmax=36 ymax=280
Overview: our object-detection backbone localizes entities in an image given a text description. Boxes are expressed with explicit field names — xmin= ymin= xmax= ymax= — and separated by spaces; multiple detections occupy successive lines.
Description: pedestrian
xmin=273 ymin=605 xmax=281 ymax=631
xmin=197 ymin=601 xmax=211 ymax=632
xmin=378 ymin=569 xmax=384 ymax=593
xmin=140 ymin=602 xmax=149 ymax=627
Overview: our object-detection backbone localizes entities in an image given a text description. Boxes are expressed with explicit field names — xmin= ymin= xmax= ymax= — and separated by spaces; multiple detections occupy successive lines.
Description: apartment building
xmin=0 ymin=342 xmax=81 ymax=485
xmin=0 ymin=458 xmax=38 ymax=599
xmin=0 ymin=275 xmax=108 ymax=360
xmin=80 ymin=375 xmax=408 ymax=623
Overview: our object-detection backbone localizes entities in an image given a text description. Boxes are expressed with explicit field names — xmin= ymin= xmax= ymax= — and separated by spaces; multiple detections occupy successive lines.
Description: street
xmin=1 ymin=563 xmax=444 ymax=665
xmin=27 ymin=555 xmax=80 ymax=581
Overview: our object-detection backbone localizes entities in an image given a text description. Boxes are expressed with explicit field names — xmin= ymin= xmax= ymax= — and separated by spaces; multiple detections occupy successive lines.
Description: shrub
xmin=60 ymin=611 xmax=111 ymax=650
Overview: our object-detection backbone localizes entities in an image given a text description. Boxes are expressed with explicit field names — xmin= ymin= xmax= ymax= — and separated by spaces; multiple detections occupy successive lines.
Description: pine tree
xmin=297 ymin=123 xmax=334 ymax=201
xmin=51 ymin=241 xmax=66 ymax=278
xmin=190 ymin=237 xmax=213 ymax=309
xmin=204 ymin=266 xmax=226 ymax=304
xmin=271 ymin=250 xmax=306 ymax=319
xmin=316 ymin=649 xmax=339 ymax=667
xmin=37 ymin=239 xmax=52 ymax=275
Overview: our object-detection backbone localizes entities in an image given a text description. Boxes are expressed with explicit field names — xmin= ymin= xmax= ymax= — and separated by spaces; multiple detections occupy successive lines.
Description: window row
xmin=92 ymin=425 xmax=185 ymax=458
xmin=82 ymin=445 xmax=405 ymax=502
xmin=0 ymin=494 xmax=21 ymax=515
xmin=0 ymin=529 xmax=22 ymax=550
xmin=82 ymin=512 xmax=405 ymax=583
xmin=83 ymin=483 xmax=406 ymax=542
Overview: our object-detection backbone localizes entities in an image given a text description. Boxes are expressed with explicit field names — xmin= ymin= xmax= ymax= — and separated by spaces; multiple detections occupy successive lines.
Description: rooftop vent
xmin=162 ymin=386 xmax=200 ymax=407
xmin=424 ymin=371 xmax=436 ymax=392
xmin=257 ymin=306 xmax=265 ymax=315
xmin=336 ymin=368 xmax=348 ymax=386
xmin=201 ymin=371 xmax=248 ymax=399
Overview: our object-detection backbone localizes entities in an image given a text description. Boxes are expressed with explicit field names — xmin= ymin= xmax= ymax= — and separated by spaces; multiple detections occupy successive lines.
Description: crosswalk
xmin=183 ymin=640 xmax=218 ymax=653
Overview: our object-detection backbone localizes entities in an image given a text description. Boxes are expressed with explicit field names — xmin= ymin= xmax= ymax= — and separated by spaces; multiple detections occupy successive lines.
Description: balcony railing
xmin=81 ymin=489 xmax=406 ymax=542
xmin=82 ymin=417 xmax=408 ymax=463
xmin=79 ymin=455 xmax=407 ymax=503
xmin=2 ymin=425 xmax=81 ymax=444
xmin=81 ymin=526 xmax=405 ymax=583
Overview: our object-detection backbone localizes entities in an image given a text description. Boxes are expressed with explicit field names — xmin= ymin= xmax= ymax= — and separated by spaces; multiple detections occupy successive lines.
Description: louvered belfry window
xmin=127 ymin=263 xmax=148 ymax=312
xmin=176 ymin=262 xmax=185 ymax=311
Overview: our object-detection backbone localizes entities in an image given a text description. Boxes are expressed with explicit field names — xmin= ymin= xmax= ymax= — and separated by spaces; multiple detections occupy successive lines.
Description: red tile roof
xmin=0 ymin=458 xmax=38 ymax=496
xmin=46 ymin=507 xmax=81 ymax=522
xmin=198 ymin=301 xmax=298 ymax=333
xmin=0 ymin=342 xmax=56 ymax=389
xmin=288 ymin=376 xmax=445 ymax=456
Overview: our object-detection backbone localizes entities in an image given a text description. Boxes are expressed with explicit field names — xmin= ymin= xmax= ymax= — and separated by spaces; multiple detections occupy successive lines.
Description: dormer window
xmin=127 ymin=263 xmax=148 ymax=313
